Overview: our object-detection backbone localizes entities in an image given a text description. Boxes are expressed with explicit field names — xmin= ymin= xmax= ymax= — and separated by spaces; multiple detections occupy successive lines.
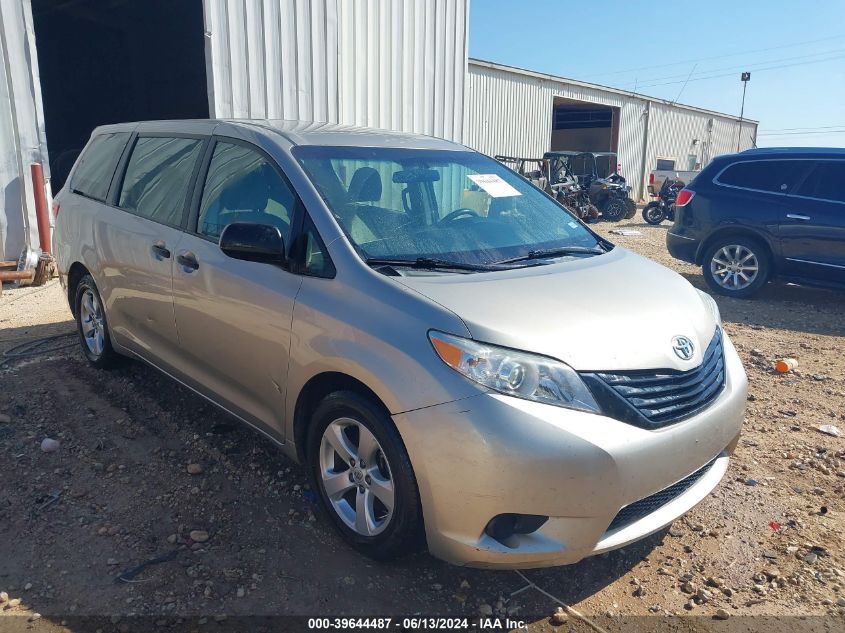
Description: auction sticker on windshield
xmin=467 ymin=174 xmax=522 ymax=197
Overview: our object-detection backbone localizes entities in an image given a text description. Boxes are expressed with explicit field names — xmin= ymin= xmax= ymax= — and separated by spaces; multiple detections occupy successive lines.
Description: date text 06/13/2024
xmin=306 ymin=617 xmax=529 ymax=631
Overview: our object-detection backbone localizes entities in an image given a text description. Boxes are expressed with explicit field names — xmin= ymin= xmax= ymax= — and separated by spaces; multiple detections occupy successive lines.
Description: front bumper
xmin=393 ymin=333 xmax=746 ymax=569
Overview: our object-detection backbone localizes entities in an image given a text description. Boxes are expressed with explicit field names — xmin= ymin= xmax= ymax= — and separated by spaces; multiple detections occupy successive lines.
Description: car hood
xmin=394 ymin=247 xmax=717 ymax=372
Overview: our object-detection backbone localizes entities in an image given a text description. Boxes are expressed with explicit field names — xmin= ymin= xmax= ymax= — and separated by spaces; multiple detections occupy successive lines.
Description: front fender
xmin=285 ymin=275 xmax=480 ymax=440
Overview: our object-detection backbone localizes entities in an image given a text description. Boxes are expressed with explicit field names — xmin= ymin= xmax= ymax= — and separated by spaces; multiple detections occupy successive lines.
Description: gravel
xmin=1 ymin=218 xmax=844 ymax=624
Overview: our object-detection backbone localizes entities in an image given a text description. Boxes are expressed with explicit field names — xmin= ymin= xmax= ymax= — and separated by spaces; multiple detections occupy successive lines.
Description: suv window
xmin=197 ymin=141 xmax=295 ymax=243
xmin=118 ymin=137 xmax=204 ymax=226
xmin=794 ymin=161 xmax=845 ymax=203
xmin=70 ymin=132 xmax=131 ymax=201
xmin=717 ymin=159 xmax=807 ymax=193
xmin=294 ymin=214 xmax=335 ymax=278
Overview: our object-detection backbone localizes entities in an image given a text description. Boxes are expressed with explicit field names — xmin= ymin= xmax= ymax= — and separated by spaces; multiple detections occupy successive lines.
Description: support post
xmin=31 ymin=163 xmax=51 ymax=254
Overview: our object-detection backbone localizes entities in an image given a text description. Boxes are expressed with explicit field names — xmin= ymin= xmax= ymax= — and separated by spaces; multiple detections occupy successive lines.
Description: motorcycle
xmin=642 ymin=176 xmax=685 ymax=225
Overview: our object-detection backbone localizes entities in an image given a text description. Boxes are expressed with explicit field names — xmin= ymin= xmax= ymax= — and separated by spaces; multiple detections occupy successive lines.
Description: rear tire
xmin=702 ymin=236 xmax=770 ymax=298
xmin=642 ymin=203 xmax=666 ymax=225
xmin=308 ymin=391 xmax=424 ymax=560
xmin=74 ymin=274 xmax=121 ymax=368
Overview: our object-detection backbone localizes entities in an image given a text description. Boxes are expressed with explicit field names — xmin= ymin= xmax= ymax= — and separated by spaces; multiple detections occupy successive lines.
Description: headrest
xmin=347 ymin=167 xmax=382 ymax=203
xmin=220 ymin=166 xmax=271 ymax=212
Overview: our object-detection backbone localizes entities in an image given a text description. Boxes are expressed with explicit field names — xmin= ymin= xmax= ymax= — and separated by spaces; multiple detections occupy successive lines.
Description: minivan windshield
xmin=294 ymin=146 xmax=605 ymax=268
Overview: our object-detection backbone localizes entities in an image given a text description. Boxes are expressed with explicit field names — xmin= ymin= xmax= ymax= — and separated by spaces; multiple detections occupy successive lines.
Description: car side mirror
xmin=219 ymin=222 xmax=286 ymax=265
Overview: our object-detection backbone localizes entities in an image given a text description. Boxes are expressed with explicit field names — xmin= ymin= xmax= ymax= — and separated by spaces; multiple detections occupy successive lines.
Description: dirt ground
xmin=1 ymin=216 xmax=844 ymax=632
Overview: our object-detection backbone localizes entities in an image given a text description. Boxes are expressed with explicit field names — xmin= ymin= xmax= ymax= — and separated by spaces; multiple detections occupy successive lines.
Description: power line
xmin=671 ymin=64 xmax=697 ymax=104
xmin=588 ymin=33 xmax=845 ymax=78
xmin=620 ymin=47 xmax=845 ymax=87
xmin=759 ymin=124 xmax=845 ymax=132
xmin=632 ymin=53 xmax=845 ymax=89
xmin=758 ymin=129 xmax=845 ymax=136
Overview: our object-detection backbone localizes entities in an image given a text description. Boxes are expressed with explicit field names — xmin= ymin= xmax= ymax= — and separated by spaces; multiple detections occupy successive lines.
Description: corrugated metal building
xmin=203 ymin=0 xmax=467 ymax=138
xmin=0 ymin=0 xmax=468 ymax=261
xmin=1 ymin=0 xmax=756 ymax=262
xmin=466 ymin=59 xmax=758 ymax=200
xmin=0 ymin=0 xmax=48 ymax=264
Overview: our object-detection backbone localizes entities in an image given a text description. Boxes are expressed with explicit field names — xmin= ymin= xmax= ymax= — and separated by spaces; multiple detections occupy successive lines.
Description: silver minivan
xmin=53 ymin=120 xmax=747 ymax=568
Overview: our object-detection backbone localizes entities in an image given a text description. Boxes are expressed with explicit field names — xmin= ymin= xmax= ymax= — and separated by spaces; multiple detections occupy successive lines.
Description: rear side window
xmin=716 ymin=160 xmax=807 ymax=194
xmin=118 ymin=137 xmax=205 ymax=226
xmin=655 ymin=158 xmax=675 ymax=171
xmin=794 ymin=161 xmax=845 ymax=203
xmin=70 ymin=132 xmax=131 ymax=201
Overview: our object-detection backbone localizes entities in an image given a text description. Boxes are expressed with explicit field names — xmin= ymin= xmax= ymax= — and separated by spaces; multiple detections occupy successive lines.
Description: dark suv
xmin=667 ymin=148 xmax=845 ymax=298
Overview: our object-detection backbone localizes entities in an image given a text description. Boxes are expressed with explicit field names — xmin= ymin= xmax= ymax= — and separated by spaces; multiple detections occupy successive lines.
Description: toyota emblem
xmin=672 ymin=335 xmax=695 ymax=361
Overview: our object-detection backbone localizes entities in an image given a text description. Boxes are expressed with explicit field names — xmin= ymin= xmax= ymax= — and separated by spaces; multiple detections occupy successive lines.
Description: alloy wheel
xmin=709 ymin=244 xmax=759 ymax=291
xmin=79 ymin=288 xmax=105 ymax=357
xmin=318 ymin=417 xmax=395 ymax=537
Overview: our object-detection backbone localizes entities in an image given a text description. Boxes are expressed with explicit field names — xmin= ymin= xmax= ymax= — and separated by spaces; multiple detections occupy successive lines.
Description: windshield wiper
xmin=365 ymin=257 xmax=507 ymax=272
xmin=493 ymin=245 xmax=607 ymax=265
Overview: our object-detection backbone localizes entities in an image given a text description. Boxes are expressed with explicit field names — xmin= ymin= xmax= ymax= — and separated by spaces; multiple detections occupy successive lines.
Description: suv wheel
xmin=702 ymin=236 xmax=769 ymax=298
xmin=308 ymin=391 xmax=424 ymax=560
xmin=75 ymin=274 xmax=121 ymax=367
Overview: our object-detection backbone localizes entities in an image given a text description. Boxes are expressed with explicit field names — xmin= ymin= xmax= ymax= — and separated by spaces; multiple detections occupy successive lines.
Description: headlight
xmin=697 ymin=289 xmax=721 ymax=324
xmin=428 ymin=331 xmax=600 ymax=413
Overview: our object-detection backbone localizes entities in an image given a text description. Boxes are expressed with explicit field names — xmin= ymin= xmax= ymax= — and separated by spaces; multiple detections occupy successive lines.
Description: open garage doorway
xmin=31 ymin=0 xmax=209 ymax=190
xmin=550 ymin=97 xmax=619 ymax=154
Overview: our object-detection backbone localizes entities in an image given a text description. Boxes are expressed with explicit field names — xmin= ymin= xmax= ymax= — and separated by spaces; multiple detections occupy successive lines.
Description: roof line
xmin=468 ymin=58 xmax=759 ymax=124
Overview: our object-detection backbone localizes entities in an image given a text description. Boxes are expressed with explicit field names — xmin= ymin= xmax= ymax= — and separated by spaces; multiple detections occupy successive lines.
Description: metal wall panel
xmin=203 ymin=0 xmax=467 ymax=141
xmin=203 ymin=0 xmax=339 ymax=122
xmin=647 ymin=102 xmax=755 ymax=175
xmin=465 ymin=60 xmax=757 ymax=200
xmin=0 ymin=0 xmax=49 ymax=261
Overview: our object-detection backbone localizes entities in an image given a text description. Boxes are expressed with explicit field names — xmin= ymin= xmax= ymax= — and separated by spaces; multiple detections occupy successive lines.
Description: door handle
xmin=786 ymin=213 xmax=811 ymax=221
xmin=151 ymin=242 xmax=171 ymax=259
xmin=177 ymin=252 xmax=199 ymax=271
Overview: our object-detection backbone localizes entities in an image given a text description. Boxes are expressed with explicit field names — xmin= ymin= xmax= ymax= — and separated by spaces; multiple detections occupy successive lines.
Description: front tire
xmin=702 ymin=236 xmax=770 ymax=298
xmin=75 ymin=274 xmax=121 ymax=367
xmin=308 ymin=391 xmax=424 ymax=560
xmin=623 ymin=198 xmax=637 ymax=219
xmin=602 ymin=198 xmax=626 ymax=222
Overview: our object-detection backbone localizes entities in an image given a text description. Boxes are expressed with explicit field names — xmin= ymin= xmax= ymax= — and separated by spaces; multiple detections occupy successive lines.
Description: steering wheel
xmin=438 ymin=208 xmax=481 ymax=224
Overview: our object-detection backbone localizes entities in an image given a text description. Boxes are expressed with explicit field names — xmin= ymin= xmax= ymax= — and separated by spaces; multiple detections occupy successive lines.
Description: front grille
xmin=606 ymin=456 xmax=718 ymax=532
xmin=586 ymin=329 xmax=725 ymax=428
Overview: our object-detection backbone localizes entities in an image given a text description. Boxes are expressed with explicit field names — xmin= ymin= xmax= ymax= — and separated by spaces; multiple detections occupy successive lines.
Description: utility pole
xmin=737 ymin=72 xmax=750 ymax=152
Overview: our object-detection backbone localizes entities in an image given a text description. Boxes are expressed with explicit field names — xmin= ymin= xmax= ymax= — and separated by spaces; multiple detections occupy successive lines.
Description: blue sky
xmin=468 ymin=0 xmax=845 ymax=147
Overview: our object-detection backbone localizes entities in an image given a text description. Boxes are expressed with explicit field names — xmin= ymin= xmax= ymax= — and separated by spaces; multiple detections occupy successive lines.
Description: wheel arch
xmin=696 ymin=227 xmax=775 ymax=267
xmin=67 ymin=262 xmax=91 ymax=317
xmin=292 ymin=371 xmax=391 ymax=464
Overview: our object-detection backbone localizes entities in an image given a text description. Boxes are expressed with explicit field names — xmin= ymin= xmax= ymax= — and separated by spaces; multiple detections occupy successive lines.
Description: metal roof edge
xmin=468 ymin=58 xmax=759 ymax=125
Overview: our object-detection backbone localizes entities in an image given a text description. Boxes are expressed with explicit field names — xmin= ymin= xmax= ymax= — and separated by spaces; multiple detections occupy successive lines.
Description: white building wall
xmin=465 ymin=60 xmax=757 ymax=200
xmin=646 ymin=103 xmax=755 ymax=174
xmin=0 ymin=0 xmax=49 ymax=261
xmin=203 ymin=0 xmax=467 ymax=141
